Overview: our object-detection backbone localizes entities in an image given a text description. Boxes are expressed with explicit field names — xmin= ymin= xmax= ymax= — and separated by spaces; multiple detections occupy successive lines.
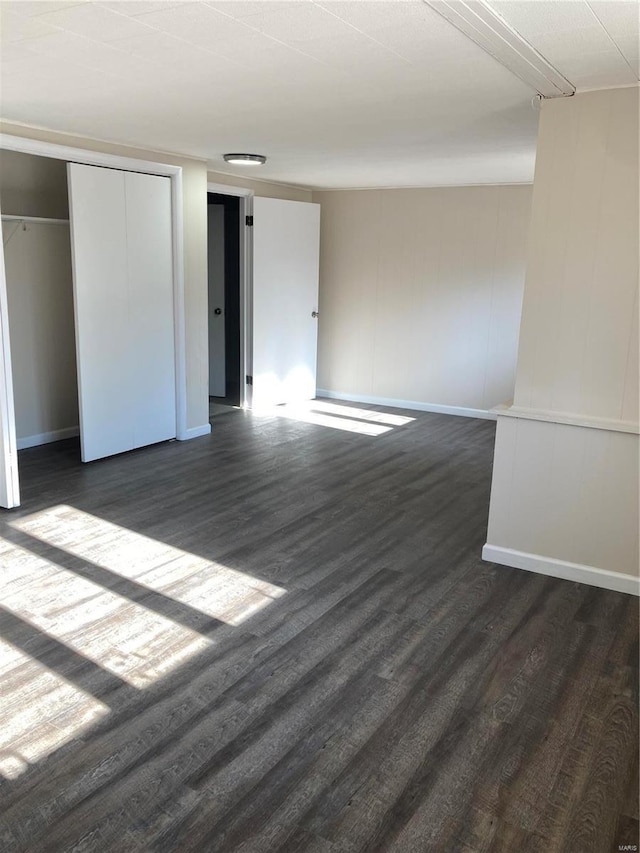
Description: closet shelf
xmin=2 ymin=214 xmax=69 ymax=225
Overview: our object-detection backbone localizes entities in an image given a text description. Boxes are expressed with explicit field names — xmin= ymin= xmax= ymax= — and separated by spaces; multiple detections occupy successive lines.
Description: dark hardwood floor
xmin=0 ymin=400 xmax=637 ymax=853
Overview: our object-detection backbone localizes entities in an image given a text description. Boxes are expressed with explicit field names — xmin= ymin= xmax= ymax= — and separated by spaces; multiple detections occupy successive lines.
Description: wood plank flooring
xmin=0 ymin=400 xmax=637 ymax=853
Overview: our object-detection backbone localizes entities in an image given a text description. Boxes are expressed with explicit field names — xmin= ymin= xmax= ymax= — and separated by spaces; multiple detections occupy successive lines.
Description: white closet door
xmin=68 ymin=163 xmax=175 ymax=462
xmin=252 ymin=197 xmax=320 ymax=408
xmin=68 ymin=164 xmax=132 ymax=462
xmin=125 ymin=171 xmax=176 ymax=448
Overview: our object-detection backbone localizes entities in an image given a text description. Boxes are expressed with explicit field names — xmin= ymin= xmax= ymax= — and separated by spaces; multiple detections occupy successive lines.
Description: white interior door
xmin=208 ymin=204 xmax=226 ymax=397
xmin=252 ymin=197 xmax=320 ymax=408
xmin=68 ymin=163 xmax=175 ymax=462
xmin=0 ymin=222 xmax=20 ymax=508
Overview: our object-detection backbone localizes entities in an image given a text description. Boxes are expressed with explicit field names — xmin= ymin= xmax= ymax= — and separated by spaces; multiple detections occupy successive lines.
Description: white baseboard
xmin=178 ymin=423 xmax=212 ymax=441
xmin=482 ymin=544 xmax=640 ymax=596
xmin=316 ymin=389 xmax=496 ymax=421
xmin=17 ymin=426 xmax=79 ymax=450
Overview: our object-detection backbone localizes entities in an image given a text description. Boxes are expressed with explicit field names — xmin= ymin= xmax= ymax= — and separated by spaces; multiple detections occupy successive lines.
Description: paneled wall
xmin=487 ymin=418 xmax=638 ymax=581
xmin=313 ymin=185 xmax=532 ymax=415
xmin=513 ymin=87 xmax=638 ymax=425
xmin=485 ymin=88 xmax=639 ymax=594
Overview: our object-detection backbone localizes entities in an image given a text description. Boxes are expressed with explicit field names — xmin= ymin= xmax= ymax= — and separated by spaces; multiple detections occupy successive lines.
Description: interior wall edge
xmin=482 ymin=544 xmax=640 ymax=597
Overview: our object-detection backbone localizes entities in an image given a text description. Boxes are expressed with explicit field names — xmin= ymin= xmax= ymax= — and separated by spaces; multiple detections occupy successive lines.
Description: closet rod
xmin=1 ymin=214 xmax=69 ymax=225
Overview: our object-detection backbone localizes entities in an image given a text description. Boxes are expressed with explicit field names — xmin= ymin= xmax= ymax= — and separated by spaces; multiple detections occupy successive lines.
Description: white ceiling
xmin=1 ymin=0 xmax=638 ymax=189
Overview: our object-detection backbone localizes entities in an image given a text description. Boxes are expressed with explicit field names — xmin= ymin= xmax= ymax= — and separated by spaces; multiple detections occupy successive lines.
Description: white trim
xmin=492 ymin=403 xmax=639 ymax=435
xmin=171 ymin=170 xmax=187 ymax=440
xmin=243 ymin=194 xmax=253 ymax=410
xmin=576 ymin=82 xmax=640 ymax=94
xmin=17 ymin=426 xmax=79 ymax=450
xmin=0 ymin=208 xmax=20 ymax=508
xmin=207 ymin=182 xmax=252 ymax=198
xmin=180 ymin=423 xmax=212 ymax=440
xmin=206 ymin=182 xmax=254 ymax=409
xmin=311 ymin=181 xmax=534 ymax=192
xmin=0 ymin=134 xmax=182 ymax=180
xmin=207 ymin=171 xmax=311 ymax=194
xmin=316 ymin=389 xmax=496 ymax=420
xmin=482 ymin=544 xmax=640 ymax=596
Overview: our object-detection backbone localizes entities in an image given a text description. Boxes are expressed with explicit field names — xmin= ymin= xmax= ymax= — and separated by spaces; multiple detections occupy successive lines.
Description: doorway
xmin=1 ymin=151 xmax=79 ymax=452
xmin=207 ymin=191 xmax=242 ymax=420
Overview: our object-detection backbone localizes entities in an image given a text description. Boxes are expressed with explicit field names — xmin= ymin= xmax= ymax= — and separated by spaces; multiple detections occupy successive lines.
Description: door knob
xmin=214 ymin=307 xmax=222 ymax=315
xmin=312 ymin=310 xmax=319 ymax=318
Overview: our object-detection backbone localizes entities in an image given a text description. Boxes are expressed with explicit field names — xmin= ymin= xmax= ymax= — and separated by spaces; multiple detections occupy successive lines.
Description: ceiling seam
xmin=201 ymin=1 xmax=364 ymax=70
xmin=584 ymin=0 xmax=640 ymax=82
xmin=310 ymin=0 xmax=416 ymax=67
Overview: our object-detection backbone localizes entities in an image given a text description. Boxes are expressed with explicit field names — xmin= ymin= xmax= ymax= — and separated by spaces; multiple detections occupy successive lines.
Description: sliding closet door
xmin=68 ymin=164 xmax=131 ymax=462
xmin=125 ymin=172 xmax=175 ymax=448
xmin=68 ymin=163 xmax=175 ymax=462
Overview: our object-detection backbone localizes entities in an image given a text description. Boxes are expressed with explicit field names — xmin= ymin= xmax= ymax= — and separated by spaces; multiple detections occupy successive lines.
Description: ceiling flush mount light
xmin=424 ymin=0 xmax=575 ymax=98
xmin=223 ymin=153 xmax=267 ymax=166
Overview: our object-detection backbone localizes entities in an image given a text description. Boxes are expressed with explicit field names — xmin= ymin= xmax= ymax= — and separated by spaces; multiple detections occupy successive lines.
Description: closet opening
xmin=1 ymin=150 xmax=80 ymax=462
xmin=0 ymin=136 xmax=186 ymax=510
xmin=207 ymin=191 xmax=241 ymax=421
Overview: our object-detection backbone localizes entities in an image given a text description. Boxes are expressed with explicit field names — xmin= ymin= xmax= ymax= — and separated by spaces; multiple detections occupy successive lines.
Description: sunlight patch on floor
xmin=11 ymin=505 xmax=286 ymax=627
xmin=0 ymin=507 xmax=286 ymax=778
xmin=257 ymin=400 xmax=415 ymax=435
xmin=0 ymin=539 xmax=213 ymax=689
xmin=0 ymin=637 xmax=109 ymax=780
xmin=266 ymin=403 xmax=390 ymax=435
xmin=310 ymin=400 xmax=415 ymax=427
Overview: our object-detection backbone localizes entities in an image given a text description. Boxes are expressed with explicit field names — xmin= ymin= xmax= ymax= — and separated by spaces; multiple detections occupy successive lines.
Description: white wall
xmin=313 ymin=185 xmax=532 ymax=415
xmin=485 ymin=88 xmax=639 ymax=594
xmin=0 ymin=151 xmax=79 ymax=446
